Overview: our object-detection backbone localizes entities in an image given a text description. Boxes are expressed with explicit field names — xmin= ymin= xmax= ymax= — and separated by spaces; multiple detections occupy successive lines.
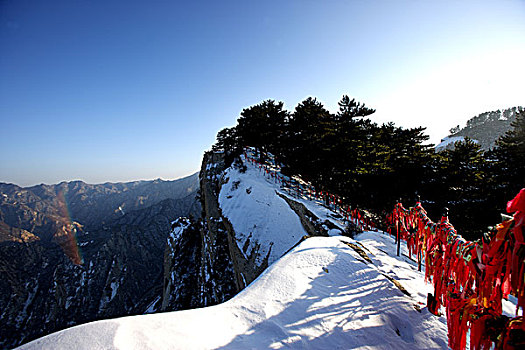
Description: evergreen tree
xmin=211 ymin=94 xmax=509 ymax=241
xmin=212 ymin=127 xmax=240 ymax=165
xmin=369 ymin=124 xmax=433 ymax=209
xmin=212 ymin=127 xmax=237 ymax=153
xmin=236 ymin=100 xmax=288 ymax=161
xmin=428 ymin=138 xmax=490 ymax=240
xmin=327 ymin=96 xmax=376 ymax=200
xmin=493 ymin=109 xmax=525 ymax=198
xmin=336 ymin=95 xmax=375 ymax=122
xmin=439 ymin=138 xmax=486 ymax=200
xmin=285 ymin=97 xmax=333 ymax=183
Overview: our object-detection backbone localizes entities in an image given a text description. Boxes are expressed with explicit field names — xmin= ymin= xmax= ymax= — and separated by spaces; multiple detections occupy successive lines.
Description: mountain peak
xmin=437 ymin=106 xmax=523 ymax=151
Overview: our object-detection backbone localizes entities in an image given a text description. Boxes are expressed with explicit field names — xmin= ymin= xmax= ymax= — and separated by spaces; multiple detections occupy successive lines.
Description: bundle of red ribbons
xmin=386 ymin=189 xmax=525 ymax=349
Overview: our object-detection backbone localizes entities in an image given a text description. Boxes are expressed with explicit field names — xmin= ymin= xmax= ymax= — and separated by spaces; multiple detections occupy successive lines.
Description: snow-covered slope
xmin=219 ymin=160 xmax=308 ymax=266
xmin=435 ymin=135 xmax=466 ymax=152
xmin=19 ymin=153 xmax=452 ymax=349
xmin=20 ymin=234 xmax=448 ymax=349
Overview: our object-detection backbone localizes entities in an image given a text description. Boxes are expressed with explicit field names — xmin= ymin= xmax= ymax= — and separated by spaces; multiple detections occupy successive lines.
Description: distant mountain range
xmin=436 ymin=106 xmax=523 ymax=152
xmin=0 ymin=174 xmax=200 ymax=348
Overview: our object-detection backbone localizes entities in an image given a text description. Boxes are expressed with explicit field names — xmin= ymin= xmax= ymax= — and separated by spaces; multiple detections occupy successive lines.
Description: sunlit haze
xmin=1 ymin=0 xmax=524 ymax=186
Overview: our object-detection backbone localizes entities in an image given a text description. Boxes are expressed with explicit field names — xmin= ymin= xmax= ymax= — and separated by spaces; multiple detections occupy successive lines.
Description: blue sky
xmin=1 ymin=0 xmax=524 ymax=186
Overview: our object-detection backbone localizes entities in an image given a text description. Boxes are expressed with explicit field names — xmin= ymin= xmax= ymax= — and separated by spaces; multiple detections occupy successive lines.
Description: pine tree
xmin=336 ymin=95 xmax=375 ymax=122
xmin=235 ymin=100 xmax=288 ymax=161
xmin=428 ymin=138 xmax=490 ymax=240
xmin=328 ymin=96 xmax=376 ymax=200
xmin=212 ymin=127 xmax=240 ymax=165
xmin=212 ymin=127 xmax=237 ymax=153
xmin=367 ymin=124 xmax=433 ymax=209
xmin=489 ymin=109 xmax=525 ymax=206
xmin=285 ymin=97 xmax=333 ymax=183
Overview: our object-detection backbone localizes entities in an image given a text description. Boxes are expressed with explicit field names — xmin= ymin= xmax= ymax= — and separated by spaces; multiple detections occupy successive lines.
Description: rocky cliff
xmin=156 ymin=152 xmax=238 ymax=313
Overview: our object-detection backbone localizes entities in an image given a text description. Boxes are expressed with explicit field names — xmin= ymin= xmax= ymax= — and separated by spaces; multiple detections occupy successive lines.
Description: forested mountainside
xmin=0 ymin=175 xmax=200 ymax=348
xmin=436 ymin=106 xmax=523 ymax=151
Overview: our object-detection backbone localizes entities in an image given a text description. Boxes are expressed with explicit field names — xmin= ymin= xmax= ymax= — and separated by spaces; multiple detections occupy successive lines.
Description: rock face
xmin=436 ymin=106 xmax=523 ymax=151
xmin=160 ymin=217 xmax=202 ymax=311
xmin=159 ymin=153 xmax=238 ymax=313
xmin=0 ymin=175 xmax=200 ymax=349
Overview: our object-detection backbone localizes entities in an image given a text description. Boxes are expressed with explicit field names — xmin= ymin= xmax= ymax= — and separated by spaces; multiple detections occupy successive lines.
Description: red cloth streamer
xmin=387 ymin=189 xmax=525 ymax=350
xmin=507 ymin=189 xmax=525 ymax=312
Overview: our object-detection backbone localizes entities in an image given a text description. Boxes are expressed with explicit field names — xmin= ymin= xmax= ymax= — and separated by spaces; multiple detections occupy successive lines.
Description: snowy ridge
xmin=242 ymin=148 xmax=377 ymax=231
xmin=219 ymin=158 xmax=308 ymax=265
xmin=20 ymin=235 xmax=449 ymax=349
xmin=19 ymin=153 xmax=453 ymax=349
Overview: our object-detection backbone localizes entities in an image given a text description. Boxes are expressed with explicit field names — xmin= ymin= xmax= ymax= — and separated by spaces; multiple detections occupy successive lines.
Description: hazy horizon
xmin=0 ymin=170 xmax=200 ymax=188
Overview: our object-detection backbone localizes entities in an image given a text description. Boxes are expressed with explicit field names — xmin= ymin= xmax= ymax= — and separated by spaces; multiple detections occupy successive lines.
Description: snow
xmin=144 ymin=297 xmax=161 ymax=314
xmin=435 ymin=135 xmax=480 ymax=151
xmin=217 ymin=152 xmax=372 ymax=265
xmin=435 ymin=136 xmax=466 ymax=151
xmin=168 ymin=218 xmax=190 ymax=250
xmin=218 ymin=163 xmax=308 ymax=265
xmin=328 ymin=228 xmax=342 ymax=236
xmin=20 ymin=236 xmax=448 ymax=350
xmin=65 ymin=297 xmax=73 ymax=310
xmin=503 ymin=295 xmax=522 ymax=318
xmin=16 ymin=283 xmax=39 ymax=325
xmin=279 ymin=189 xmax=347 ymax=231
xmin=110 ymin=281 xmax=119 ymax=301
xmin=354 ymin=232 xmax=434 ymax=306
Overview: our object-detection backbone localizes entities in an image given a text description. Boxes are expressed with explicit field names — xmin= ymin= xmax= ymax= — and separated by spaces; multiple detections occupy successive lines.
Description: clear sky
xmin=1 ymin=0 xmax=524 ymax=187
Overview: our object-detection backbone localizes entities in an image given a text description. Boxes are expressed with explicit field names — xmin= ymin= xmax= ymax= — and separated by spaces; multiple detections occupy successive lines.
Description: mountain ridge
xmin=0 ymin=174 xmax=200 ymax=348
xmin=436 ymin=106 xmax=523 ymax=151
xmin=18 ymin=150 xmax=454 ymax=349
